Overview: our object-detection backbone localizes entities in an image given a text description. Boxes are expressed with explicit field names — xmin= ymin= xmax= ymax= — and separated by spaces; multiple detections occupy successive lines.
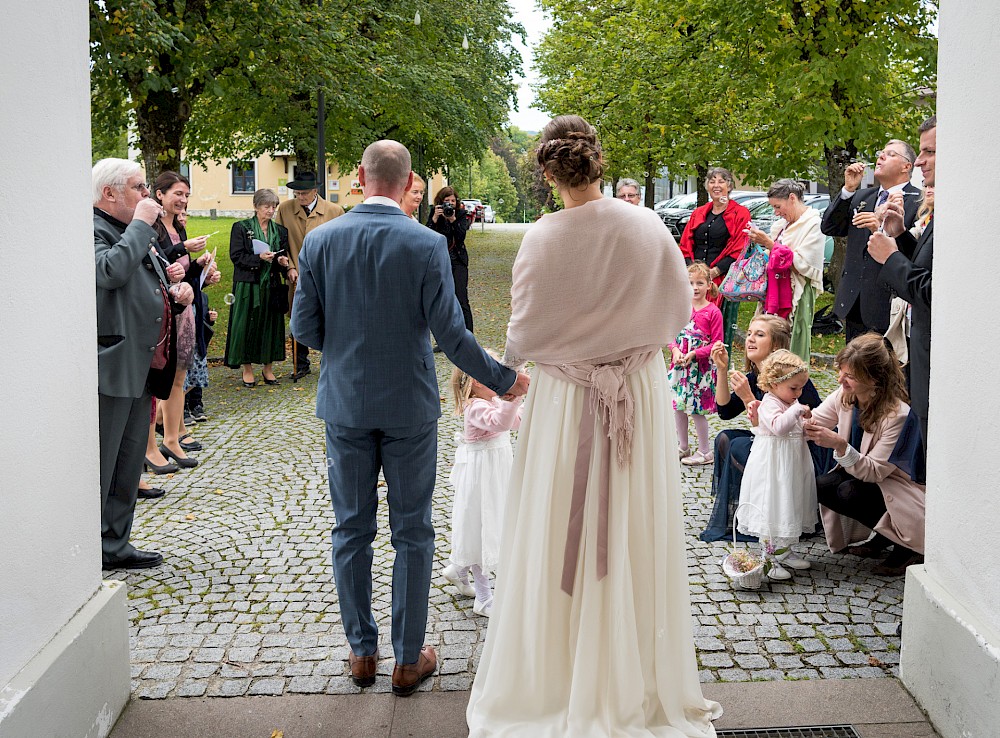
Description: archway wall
xmin=0 ymin=2 xmax=130 ymax=735
xmin=900 ymin=2 xmax=1000 ymax=736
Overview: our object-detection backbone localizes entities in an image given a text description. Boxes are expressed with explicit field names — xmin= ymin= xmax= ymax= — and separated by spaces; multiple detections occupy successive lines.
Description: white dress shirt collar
xmin=363 ymin=195 xmax=402 ymax=209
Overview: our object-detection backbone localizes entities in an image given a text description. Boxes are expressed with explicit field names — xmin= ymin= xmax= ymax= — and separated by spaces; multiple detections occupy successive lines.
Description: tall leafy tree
xmin=469 ymin=150 xmax=519 ymax=221
xmin=535 ymin=0 xmax=935 ymax=221
xmin=91 ymin=1 xmax=523 ymax=181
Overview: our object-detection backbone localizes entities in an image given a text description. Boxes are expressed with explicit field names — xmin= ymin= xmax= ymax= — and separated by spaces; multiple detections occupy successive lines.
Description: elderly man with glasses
xmin=93 ymin=158 xmax=193 ymax=569
xmin=823 ymin=139 xmax=923 ymax=341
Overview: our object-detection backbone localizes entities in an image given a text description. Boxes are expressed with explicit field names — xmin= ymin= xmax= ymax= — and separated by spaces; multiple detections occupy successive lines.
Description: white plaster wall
xmin=924 ymin=0 xmax=1000 ymax=634
xmin=0 ymin=1 xmax=103 ymax=687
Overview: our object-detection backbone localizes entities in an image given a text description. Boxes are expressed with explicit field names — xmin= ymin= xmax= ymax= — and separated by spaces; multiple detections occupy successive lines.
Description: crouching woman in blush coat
xmin=803 ymin=334 xmax=925 ymax=577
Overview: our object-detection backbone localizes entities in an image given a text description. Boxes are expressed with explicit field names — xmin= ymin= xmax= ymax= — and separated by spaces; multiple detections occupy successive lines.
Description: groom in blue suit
xmin=291 ymin=140 xmax=529 ymax=695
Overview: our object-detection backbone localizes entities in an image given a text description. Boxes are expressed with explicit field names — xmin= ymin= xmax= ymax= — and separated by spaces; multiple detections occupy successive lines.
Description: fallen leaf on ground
xmin=185 ymin=514 xmax=196 ymax=521
xmin=869 ymin=656 xmax=883 ymax=667
xmin=214 ymin=489 xmax=224 ymax=495
xmin=271 ymin=731 xmax=284 ymax=738
xmin=293 ymin=387 xmax=305 ymax=391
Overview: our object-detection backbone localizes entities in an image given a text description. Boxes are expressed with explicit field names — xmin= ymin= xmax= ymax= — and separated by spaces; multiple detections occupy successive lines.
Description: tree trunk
xmin=824 ymin=142 xmax=857 ymax=294
xmin=695 ymin=163 xmax=709 ymax=207
xmin=135 ymin=88 xmax=189 ymax=181
xmin=644 ymin=162 xmax=655 ymax=209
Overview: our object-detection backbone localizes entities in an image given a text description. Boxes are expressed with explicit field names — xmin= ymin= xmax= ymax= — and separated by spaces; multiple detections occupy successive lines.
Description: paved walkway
xmin=115 ymin=357 xmax=906 ymax=701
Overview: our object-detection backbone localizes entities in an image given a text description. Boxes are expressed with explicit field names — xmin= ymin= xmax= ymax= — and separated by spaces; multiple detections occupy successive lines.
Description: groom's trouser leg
xmin=381 ymin=422 xmax=437 ymax=665
xmin=325 ymin=423 xmax=381 ymax=657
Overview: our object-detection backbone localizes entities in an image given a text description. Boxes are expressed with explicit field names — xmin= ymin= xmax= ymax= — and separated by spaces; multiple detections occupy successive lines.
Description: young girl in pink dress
xmin=443 ymin=358 xmax=523 ymax=617
xmin=670 ymin=261 xmax=724 ymax=465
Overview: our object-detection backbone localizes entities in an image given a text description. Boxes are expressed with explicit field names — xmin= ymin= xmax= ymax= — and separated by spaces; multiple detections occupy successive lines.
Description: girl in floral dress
xmin=670 ymin=261 xmax=724 ymax=465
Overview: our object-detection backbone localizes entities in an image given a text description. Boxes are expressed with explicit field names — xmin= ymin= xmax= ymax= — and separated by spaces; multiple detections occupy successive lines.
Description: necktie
xmin=876 ymin=190 xmax=889 ymax=207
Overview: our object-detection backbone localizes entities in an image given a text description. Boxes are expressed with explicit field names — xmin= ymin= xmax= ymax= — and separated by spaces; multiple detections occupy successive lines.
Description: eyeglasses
xmin=618 ymin=192 xmax=640 ymax=200
xmin=129 ymin=182 xmax=150 ymax=193
xmin=875 ymin=150 xmax=913 ymax=164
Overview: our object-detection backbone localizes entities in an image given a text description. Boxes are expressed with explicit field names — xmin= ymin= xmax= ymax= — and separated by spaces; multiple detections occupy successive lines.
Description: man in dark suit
xmin=869 ymin=115 xmax=937 ymax=446
xmin=290 ymin=140 xmax=529 ymax=696
xmin=824 ymin=139 xmax=922 ymax=341
xmin=93 ymin=159 xmax=193 ymax=569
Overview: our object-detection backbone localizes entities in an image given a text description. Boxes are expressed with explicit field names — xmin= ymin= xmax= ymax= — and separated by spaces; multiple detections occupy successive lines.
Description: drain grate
xmin=717 ymin=728 xmax=861 ymax=738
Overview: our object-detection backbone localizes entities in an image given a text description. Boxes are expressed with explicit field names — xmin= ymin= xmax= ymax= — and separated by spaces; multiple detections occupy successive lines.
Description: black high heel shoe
xmin=144 ymin=456 xmax=179 ymax=474
xmin=159 ymin=444 xmax=199 ymax=468
xmin=262 ymin=374 xmax=279 ymax=385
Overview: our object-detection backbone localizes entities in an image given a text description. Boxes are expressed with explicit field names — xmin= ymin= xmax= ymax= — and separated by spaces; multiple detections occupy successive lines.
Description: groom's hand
xmin=502 ymin=371 xmax=531 ymax=400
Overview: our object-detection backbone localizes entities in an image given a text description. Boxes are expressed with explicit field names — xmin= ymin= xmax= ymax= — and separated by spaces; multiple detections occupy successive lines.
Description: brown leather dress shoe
xmin=391 ymin=645 xmax=437 ymax=696
xmin=349 ymin=649 xmax=379 ymax=687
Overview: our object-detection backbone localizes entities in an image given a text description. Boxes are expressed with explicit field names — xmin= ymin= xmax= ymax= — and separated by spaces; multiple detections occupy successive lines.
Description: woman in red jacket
xmin=679 ymin=167 xmax=751 ymax=355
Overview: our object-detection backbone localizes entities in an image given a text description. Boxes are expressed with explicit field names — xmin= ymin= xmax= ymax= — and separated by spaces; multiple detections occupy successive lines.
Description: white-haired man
xmin=93 ymin=158 xmax=192 ymax=569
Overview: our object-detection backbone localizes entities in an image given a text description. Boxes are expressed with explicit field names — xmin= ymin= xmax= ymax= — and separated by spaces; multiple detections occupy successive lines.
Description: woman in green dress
xmin=224 ymin=189 xmax=291 ymax=386
xmin=746 ymin=179 xmax=825 ymax=362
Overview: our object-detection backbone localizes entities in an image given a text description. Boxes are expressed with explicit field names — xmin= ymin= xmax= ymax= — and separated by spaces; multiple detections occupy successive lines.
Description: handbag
xmin=719 ymin=241 xmax=769 ymax=302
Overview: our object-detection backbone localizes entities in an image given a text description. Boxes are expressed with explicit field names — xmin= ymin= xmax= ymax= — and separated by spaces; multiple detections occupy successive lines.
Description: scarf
xmin=240 ymin=215 xmax=280 ymax=307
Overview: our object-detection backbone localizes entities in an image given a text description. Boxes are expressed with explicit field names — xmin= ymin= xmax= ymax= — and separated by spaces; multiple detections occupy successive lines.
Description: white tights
xmin=456 ymin=564 xmax=493 ymax=606
xmin=675 ymin=409 xmax=710 ymax=455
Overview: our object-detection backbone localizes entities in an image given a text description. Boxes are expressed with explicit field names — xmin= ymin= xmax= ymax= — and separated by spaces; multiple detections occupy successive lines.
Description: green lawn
xmin=185 ymin=216 xmax=239 ymax=353
xmin=187 ymin=217 xmax=844 ymax=361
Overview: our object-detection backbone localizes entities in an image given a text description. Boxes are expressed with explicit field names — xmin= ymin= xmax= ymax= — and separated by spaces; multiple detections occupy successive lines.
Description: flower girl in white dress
xmin=442 ymin=359 xmax=523 ymax=617
xmin=737 ymin=349 xmax=818 ymax=580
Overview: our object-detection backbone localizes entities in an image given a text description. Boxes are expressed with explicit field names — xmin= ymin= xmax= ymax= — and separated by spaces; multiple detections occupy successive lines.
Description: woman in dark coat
xmin=149 ymin=171 xmax=211 ymax=468
xmin=426 ymin=186 xmax=473 ymax=332
xmin=224 ymin=188 xmax=290 ymax=386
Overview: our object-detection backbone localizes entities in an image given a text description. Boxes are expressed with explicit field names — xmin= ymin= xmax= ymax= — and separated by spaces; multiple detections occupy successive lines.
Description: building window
xmin=231 ymin=161 xmax=255 ymax=194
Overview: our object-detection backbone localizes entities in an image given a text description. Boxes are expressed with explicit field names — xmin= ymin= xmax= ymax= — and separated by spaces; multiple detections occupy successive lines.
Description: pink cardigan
xmin=463 ymin=397 xmax=522 ymax=443
xmin=764 ymin=244 xmax=794 ymax=318
xmin=810 ymin=388 xmax=926 ymax=554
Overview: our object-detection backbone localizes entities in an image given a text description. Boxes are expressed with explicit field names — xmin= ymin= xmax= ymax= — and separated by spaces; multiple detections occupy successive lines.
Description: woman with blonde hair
xmin=701 ymin=314 xmax=828 ymax=541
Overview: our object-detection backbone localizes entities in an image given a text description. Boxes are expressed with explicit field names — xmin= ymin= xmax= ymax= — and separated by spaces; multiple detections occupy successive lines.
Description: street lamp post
xmin=316 ymin=0 xmax=326 ymax=197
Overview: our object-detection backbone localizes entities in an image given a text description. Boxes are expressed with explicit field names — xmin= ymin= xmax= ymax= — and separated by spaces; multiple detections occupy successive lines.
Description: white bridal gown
xmin=467 ymin=354 xmax=722 ymax=737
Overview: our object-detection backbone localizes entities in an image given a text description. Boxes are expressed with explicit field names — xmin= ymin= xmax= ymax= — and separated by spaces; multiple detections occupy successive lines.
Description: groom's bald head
xmin=359 ymin=140 xmax=413 ymax=199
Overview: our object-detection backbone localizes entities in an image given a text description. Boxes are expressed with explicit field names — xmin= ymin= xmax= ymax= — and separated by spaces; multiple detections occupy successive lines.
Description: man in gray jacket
xmin=94 ymin=159 xmax=192 ymax=569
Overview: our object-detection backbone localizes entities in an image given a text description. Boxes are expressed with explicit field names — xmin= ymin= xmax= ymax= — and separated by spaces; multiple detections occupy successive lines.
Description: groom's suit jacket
xmin=290 ymin=202 xmax=515 ymax=429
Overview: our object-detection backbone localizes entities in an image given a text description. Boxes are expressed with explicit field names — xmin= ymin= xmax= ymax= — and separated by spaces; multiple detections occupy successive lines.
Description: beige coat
xmin=274 ymin=196 xmax=345 ymax=268
xmin=275 ymin=196 xmax=344 ymax=308
xmin=811 ymin=387 xmax=925 ymax=554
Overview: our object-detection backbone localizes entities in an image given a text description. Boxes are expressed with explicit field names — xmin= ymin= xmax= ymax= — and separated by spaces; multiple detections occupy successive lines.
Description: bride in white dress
xmin=466 ymin=115 xmax=722 ymax=737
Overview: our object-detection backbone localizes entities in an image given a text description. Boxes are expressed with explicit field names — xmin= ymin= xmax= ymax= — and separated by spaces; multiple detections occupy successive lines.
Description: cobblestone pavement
xmin=117 ymin=358 xmax=903 ymax=700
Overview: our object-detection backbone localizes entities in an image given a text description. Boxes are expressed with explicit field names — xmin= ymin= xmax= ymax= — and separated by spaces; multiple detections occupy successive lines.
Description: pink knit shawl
xmin=504 ymin=198 xmax=691 ymax=367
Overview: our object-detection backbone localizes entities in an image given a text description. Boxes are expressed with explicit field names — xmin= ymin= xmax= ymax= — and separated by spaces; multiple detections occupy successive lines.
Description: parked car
xmin=747 ymin=193 xmax=834 ymax=265
xmin=482 ymin=204 xmax=495 ymax=223
xmin=664 ymin=191 xmax=762 ymax=239
xmin=462 ymin=199 xmax=484 ymax=223
xmin=656 ymin=193 xmax=698 ymax=233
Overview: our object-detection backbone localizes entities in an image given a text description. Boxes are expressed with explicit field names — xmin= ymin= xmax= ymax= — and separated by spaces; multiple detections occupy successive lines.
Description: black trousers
xmin=452 ymin=261 xmax=474 ymax=332
xmin=292 ymin=339 xmax=311 ymax=372
xmin=816 ymin=467 xmax=916 ymax=557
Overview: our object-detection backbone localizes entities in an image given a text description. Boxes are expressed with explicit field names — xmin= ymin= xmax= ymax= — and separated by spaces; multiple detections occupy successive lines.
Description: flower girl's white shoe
xmin=767 ymin=562 xmax=792 ymax=580
xmin=473 ymin=597 xmax=493 ymax=618
xmin=777 ymin=551 xmax=811 ymax=570
xmin=442 ymin=564 xmax=475 ymax=597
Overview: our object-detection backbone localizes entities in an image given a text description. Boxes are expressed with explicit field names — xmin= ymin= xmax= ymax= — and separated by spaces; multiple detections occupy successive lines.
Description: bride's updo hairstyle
xmin=536 ymin=115 xmax=604 ymax=188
